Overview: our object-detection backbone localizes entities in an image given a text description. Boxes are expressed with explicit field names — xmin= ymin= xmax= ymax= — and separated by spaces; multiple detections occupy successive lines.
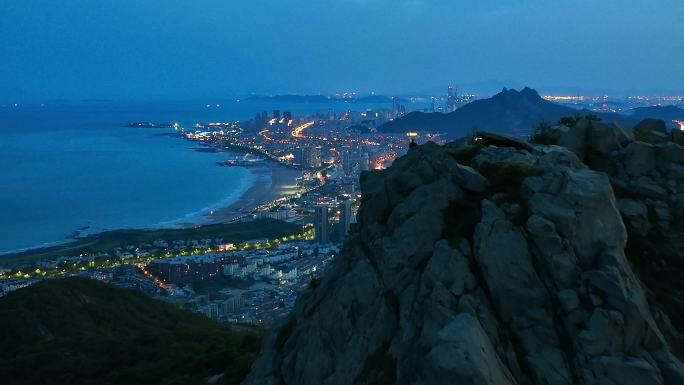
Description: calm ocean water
xmin=0 ymin=99 xmax=396 ymax=254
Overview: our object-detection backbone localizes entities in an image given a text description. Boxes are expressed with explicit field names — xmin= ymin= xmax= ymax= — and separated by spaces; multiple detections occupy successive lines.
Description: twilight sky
xmin=1 ymin=0 xmax=683 ymax=99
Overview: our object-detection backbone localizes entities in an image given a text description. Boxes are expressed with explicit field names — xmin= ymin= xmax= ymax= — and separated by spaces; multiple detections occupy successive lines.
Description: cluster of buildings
xmin=144 ymin=241 xmax=338 ymax=323
xmin=312 ymin=200 xmax=354 ymax=244
xmin=3 ymin=90 xmax=458 ymax=317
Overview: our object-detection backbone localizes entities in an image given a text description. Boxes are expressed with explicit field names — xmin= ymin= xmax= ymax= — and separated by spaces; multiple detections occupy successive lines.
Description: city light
xmin=0 ymin=227 xmax=314 ymax=282
xmin=291 ymin=121 xmax=315 ymax=138
xmin=675 ymin=120 xmax=684 ymax=131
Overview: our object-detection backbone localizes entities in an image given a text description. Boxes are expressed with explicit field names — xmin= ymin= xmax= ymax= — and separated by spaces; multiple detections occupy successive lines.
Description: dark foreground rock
xmin=535 ymin=118 xmax=684 ymax=355
xmin=243 ymin=137 xmax=684 ymax=385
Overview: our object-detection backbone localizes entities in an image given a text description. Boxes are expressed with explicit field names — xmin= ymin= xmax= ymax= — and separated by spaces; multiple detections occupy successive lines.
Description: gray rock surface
xmin=242 ymin=139 xmax=684 ymax=385
xmin=533 ymin=117 xmax=684 ymax=356
xmin=624 ymin=141 xmax=655 ymax=177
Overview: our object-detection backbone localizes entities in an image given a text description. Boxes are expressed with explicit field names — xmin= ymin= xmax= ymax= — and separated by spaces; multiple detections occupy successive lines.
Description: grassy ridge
xmin=0 ymin=277 xmax=261 ymax=385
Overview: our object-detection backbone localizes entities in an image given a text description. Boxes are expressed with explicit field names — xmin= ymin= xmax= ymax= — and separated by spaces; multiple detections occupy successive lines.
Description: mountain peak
xmin=495 ymin=86 xmax=542 ymax=100
xmin=521 ymin=86 xmax=541 ymax=98
xmin=378 ymin=86 xmax=584 ymax=138
xmin=245 ymin=132 xmax=684 ymax=385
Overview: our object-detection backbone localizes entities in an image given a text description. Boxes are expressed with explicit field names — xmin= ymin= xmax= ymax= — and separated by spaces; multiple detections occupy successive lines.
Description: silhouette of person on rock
xmin=409 ymin=139 xmax=417 ymax=150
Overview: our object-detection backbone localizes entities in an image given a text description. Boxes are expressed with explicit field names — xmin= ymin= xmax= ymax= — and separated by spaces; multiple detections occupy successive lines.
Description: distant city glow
xmin=675 ymin=120 xmax=684 ymax=131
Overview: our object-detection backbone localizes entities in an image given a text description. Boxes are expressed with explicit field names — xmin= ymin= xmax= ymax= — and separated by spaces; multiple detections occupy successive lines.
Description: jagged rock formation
xmin=244 ymin=133 xmax=684 ymax=385
xmin=534 ymin=118 xmax=684 ymax=355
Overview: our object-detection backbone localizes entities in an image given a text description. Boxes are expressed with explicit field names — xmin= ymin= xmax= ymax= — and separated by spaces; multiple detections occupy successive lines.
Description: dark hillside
xmin=0 ymin=277 xmax=260 ymax=385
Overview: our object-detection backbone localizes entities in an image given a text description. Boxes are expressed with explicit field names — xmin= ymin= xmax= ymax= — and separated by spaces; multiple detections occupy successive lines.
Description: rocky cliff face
xmin=535 ymin=119 xmax=684 ymax=355
xmin=243 ymin=131 xmax=684 ymax=385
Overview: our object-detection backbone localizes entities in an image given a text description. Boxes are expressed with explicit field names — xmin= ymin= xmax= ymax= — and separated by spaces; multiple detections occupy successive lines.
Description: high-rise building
xmin=314 ymin=206 xmax=329 ymax=244
xmin=338 ymin=200 xmax=352 ymax=241
xmin=350 ymin=153 xmax=370 ymax=174
xmin=391 ymin=97 xmax=399 ymax=117
xmin=273 ymin=110 xmax=281 ymax=120
xmin=446 ymin=85 xmax=457 ymax=112
xmin=293 ymin=146 xmax=305 ymax=167
xmin=341 ymin=148 xmax=351 ymax=175
xmin=283 ymin=111 xmax=292 ymax=122
xmin=295 ymin=146 xmax=323 ymax=169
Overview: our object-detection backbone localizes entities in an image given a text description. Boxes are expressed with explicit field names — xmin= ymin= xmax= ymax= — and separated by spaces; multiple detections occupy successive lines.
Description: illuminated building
xmin=350 ymin=154 xmax=370 ymax=174
xmin=392 ymin=96 xmax=399 ymax=117
xmin=446 ymin=85 xmax=457 ymax=112
xmin=292 ymin=145 xmax=321 ymax=169
xmin=342 ymin=149 xmax=351 ymax=175
xmin=299 ymin=146 xmax=322 ymax=169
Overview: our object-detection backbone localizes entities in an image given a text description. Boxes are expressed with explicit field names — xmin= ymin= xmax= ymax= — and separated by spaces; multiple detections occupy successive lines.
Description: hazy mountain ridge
xmin=626 ymin=106 xmax=684 ymax=128
xmin=378 ymin=87 xmax=635 ymax=138
xmin=244 ymin=125 xmax=684 ymax=385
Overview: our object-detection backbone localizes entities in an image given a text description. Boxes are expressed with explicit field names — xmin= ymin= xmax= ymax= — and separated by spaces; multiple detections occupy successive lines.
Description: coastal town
xmin=0 ymin=100 xmax=431 ymax=325
xmin=2 ymin=88 xmax=684 ymax=326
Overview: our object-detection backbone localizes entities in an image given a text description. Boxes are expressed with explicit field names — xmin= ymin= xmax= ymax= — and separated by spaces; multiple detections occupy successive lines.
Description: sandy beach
xmin=205 ymin=162 xmax=301 ymax=223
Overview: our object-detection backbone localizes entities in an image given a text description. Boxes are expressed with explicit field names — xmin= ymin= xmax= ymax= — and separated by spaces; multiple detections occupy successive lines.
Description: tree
xmin=558 ymin=116 xmax=578 ymax=127
xmin=530 ymin=121 xmax=556 ymax=145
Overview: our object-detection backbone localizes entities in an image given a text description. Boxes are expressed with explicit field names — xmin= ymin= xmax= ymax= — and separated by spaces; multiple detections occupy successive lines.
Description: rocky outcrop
xmin=536 ymin=118 xmax=684 ymax=350
xmin=634 ymin=119 xmax=671 ymax=144
xmin=243 ymin=138 xmax=684 ymax=385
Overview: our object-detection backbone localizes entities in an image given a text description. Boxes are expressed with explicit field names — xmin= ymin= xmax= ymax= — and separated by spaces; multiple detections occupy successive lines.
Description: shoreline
xmin=0 ymin=160 xmax=300 ymax=259
xmin=201 ymin=161 xmax=301 ymax=224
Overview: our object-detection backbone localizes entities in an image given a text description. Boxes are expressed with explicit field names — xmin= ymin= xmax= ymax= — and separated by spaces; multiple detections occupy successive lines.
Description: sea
xmin=0 ymin=99 xmax=398 ymax=254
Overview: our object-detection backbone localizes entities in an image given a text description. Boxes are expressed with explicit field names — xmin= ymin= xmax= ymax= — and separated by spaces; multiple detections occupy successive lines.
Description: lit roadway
xmin=0 ymin=227 xmax=315 ymax=282
xmin=258 ymin=129 xmax=274 ymax=141
xmin=291 ymin=121 xmax=315 ymax=138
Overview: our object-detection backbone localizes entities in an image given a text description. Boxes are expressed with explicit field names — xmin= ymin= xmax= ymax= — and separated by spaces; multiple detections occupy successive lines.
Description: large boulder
xmin=634 ymin=119 xmax=671 ymax=144
xmin=617 ymin=199 xmax=652 ymax=236
xmin=587 ymin=121 xmax=623 ymax=154
xmin=243 ymin=141 xmax=684 ymax=385
xmin=556 ymin=123 xmax=588 ymax=158
xmin=475 ymin=130 xmax=534 ymax=152
xmin=624 ymin=141 xmax=655 ymax=177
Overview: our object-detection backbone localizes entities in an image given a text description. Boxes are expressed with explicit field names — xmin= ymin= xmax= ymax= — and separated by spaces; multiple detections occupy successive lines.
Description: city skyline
xmin=2 ymin=0 xmax=684 ymax=100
